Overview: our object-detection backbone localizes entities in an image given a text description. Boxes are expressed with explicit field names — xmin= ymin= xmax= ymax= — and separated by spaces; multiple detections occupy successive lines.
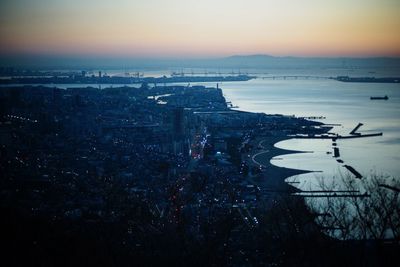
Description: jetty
xmin=292 ymin=132 xmax=382 ymax=139
xmin=333 ymin=147 xmax=340 ymax=158
xmin=335 ymin=76 xmax=400 ymax=83
xmin=350 ymin=123 xmax=363 ymax=135
xmin=299 ymin=116 xmax=326 ymax=120
xmin=291 ymin=122 xmax=382 ymax=140
xmin=299 ymin=190 xmax=360 ymax=193
xmin=338 ymin=133 xmax=382 ymax=139
xmin=261 ymin=75 xmax=330 ymax=80
xmin=344 ymin=165 xmax=362 ymax=179
xmin=370 ymin=95 xmax=388 ymax=100
xmin=294 ymin=192 xmax=370 ymax=198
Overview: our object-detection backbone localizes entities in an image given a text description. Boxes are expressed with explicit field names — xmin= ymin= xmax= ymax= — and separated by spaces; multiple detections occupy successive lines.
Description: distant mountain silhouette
xmin=1 ymin=53 xmax=399 ymax=69
xmin=208 ymin=54 xmax=400 ymax=69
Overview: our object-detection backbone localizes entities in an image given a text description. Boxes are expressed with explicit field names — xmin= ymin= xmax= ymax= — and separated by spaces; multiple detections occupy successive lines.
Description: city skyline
xmin=0 ymin=0 xmax=400 ymax=59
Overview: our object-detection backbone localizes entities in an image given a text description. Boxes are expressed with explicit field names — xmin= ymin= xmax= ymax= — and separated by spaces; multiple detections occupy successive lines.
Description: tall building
xmin=171 ymin=107 xmax=188 ymax=155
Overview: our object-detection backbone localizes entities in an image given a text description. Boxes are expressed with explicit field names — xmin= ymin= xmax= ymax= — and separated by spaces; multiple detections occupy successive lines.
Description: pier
xmin=299 ymin=116 xmax=326 ymax=120
xmin=294 ymin=192 xmax=370 ymax=198
xmin=292 ymin=122 xmax=382 ymax=140
xmin=292 ymin=132 xmax=382 ymax=139
xmin=350 ymin=123 xmax=363 ymax=135
xmin=335 ymin=76 xmax=400 ymax=83
xmin=300 ymin=190 xmax=360 ymax=193
xmin=333 ymin=147 xmax=340 ymax=158
xmin=261 ymin=75 xmax=331 ymax=80
xmin=338 ymin=133 xmax=382 ymax=139
xmin=344 ymin=165 xmax=362 ymax=179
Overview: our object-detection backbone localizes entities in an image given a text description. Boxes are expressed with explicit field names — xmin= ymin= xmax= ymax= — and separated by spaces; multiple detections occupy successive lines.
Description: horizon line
xmin=1 ymin=53 xmax=400 ymax=61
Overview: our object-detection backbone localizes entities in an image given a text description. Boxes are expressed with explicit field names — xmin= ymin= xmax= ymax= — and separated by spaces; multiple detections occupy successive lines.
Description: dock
xmin=370 ymin=95 xmax=389 ymax=100
xmin=292 ymin=132 xmax=382 ymax=139
xmin=294 ymin=193 xmax=370 ymax=198
xmin=299 ymin=116 xmax=326 ymax=120
xmin=299 ymin=190 xmax=360 ymax=193
xmin=333 ymin=147 xmax=340 ymax=157
xmin=335 ymin=76 xmax=400 ymax=83
xmin=344 ymin=165 xmax=362 ymax=179
xmin=339 ymin=133 xmax=382 ymax=139
xmin=292 ymin=122 xmax=382 ymax=140
xmin=261 ymin=75 xmax=331 ymax=80
xmin=350 ymin=123 xmax=363 ymax=135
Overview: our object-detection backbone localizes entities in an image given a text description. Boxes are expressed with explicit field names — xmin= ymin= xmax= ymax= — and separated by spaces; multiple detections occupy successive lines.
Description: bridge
xmin=260 ymin=75 xmax=332 ymax=80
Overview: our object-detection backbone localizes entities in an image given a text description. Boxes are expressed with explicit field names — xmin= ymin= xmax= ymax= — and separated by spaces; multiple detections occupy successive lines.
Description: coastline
xmin=244 ymin=134 xmax=315 ymax=194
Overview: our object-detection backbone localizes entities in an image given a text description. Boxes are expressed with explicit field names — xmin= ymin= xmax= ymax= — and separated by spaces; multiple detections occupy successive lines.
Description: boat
xmin=171 ymin=71 xmax=184 ymax=77
xmin=370 ymin=95 xmax=388 ymax=100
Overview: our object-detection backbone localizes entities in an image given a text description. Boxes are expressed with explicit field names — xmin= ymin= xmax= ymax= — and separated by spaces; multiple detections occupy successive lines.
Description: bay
xmin=218 ymin=76 xmax=400 ymax=190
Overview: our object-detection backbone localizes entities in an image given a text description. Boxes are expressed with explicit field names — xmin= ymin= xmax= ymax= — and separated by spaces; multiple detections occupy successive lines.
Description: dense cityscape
xmin=1 ymin=82 xmax=398 ymax=266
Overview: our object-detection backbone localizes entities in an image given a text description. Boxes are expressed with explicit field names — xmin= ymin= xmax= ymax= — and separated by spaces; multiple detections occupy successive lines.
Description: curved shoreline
xmin=245 ymin=135 xmax=316 ymax=193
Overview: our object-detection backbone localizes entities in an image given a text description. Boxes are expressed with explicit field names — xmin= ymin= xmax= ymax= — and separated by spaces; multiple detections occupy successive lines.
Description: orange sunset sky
xmin=0 ymin=0 xmax=400 ymax=58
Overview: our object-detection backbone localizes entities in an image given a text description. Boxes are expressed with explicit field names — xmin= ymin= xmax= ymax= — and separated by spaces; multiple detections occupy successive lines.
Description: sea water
xmin=218 ymin=75 xmax=400 ymax=191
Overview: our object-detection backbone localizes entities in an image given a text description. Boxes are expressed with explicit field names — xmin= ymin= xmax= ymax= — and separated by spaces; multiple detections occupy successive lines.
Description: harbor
xmin=267 ymin=118 xmax=395 ymax=199
xmin=291 ymin=132 xmax=383 ymax=139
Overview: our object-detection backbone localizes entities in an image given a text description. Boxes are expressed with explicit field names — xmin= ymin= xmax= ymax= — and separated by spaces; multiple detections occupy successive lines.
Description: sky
xmin=0 ymin=0 xmax=400 ymax=58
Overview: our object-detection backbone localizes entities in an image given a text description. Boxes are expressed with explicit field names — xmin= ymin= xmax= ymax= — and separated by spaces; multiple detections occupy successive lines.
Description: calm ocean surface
xmin=216 ymin=71 xmax=400 ymax=191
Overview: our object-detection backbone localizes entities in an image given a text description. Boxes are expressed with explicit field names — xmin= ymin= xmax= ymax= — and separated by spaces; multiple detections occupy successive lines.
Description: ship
xmin=370 ymin=95 xmax=388 ymax=100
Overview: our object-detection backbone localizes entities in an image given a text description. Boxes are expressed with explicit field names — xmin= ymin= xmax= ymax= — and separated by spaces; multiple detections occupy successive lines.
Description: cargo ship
xmin=370 ymin=95 xmax=388 ymax=100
